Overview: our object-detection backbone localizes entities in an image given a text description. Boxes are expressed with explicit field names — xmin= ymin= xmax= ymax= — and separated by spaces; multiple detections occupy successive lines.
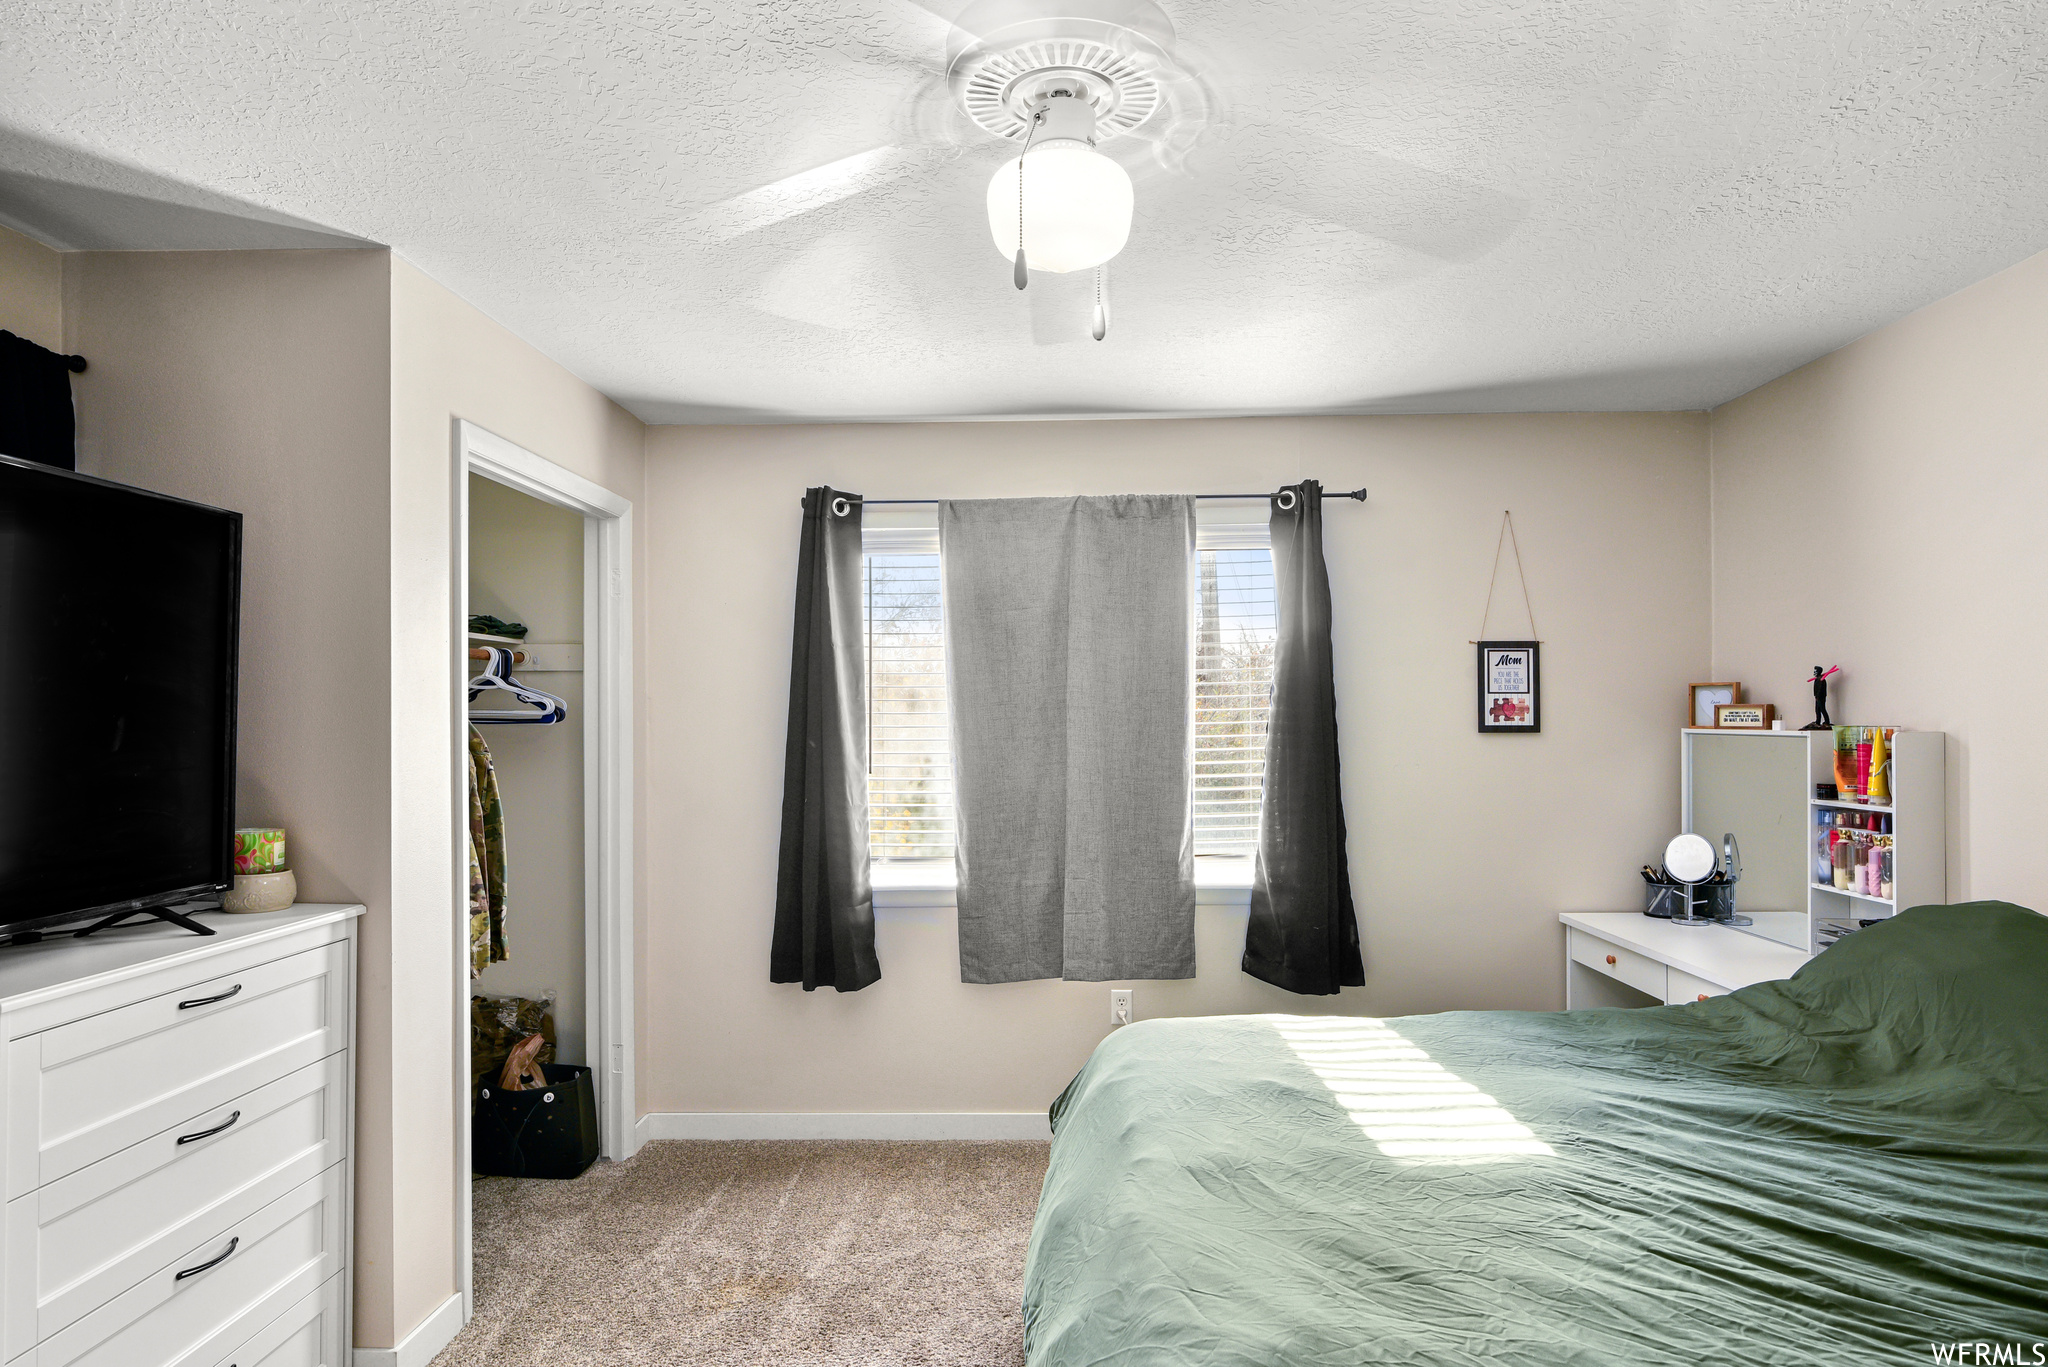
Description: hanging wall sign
xmin=1472 ymin=511 xmax=1542 ymax=734
xmin=1478 ymin=641 xmax=1540 ymax=732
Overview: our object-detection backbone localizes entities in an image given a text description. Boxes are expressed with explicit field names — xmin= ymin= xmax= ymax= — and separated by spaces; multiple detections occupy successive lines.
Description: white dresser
xmin=0 ymin=905 xmax=360 ymax=1367
xmin=1560 ymin=911 xmax=1811 ymax=1009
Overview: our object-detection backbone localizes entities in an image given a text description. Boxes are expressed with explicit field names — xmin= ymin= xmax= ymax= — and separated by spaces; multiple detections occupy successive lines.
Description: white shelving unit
xmin=1679 ymin=726 xmax=1945 ymax=956
xmin=1804 ymin=727 xmax=1946 ymax=952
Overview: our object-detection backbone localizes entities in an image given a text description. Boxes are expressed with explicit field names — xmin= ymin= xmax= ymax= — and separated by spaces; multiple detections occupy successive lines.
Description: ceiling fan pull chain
xmin=1092 ymin=264 xmax=1109 ymax=340
xmin=1013 ymin=105 xmax=1044 ymax=291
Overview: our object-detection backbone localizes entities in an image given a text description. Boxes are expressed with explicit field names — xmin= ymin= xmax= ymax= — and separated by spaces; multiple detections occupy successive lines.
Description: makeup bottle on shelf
xmin=1855 ymin=727 xmax=1874 ymax=803
xmin=1867 ymin=727 xmax=1891 ymax=806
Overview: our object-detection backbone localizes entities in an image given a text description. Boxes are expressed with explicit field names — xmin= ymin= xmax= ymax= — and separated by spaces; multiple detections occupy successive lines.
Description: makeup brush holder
xmin=1644 ymin=876 xmax=1735 ymax=921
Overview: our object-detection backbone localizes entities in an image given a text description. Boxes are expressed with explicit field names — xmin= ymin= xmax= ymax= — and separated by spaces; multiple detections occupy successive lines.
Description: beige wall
xmin=469 ymin=473 xmax=588 ymax=1063
xmin=0 ymin=225 xmax=63 ymax=346
xmin=387 ymin=255 xmax=644 ymax=1345
xmin=64 ymin=249 xmax=393 ymax=905
xmin=1708 ymin=245 xmax=2048 ymax=914
xmin=62 ymin=246 xmax=407 ymax=1341
xmin=57 ymin=248 xmax=646 ymax=1353
xmin=641 ymin=413 xmax=1710 ymax=1116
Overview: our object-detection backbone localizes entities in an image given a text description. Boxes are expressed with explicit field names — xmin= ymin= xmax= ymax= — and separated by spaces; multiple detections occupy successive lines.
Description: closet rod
xmin=851 ymin=486 xmax=1368 ymax=507
xmin=468 ymin=647 xmax=530 ymax=664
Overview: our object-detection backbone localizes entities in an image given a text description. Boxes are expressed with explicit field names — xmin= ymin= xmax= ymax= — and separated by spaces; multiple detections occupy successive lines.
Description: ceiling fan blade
xmin=691 ymin=144 xmax=936 ymax=241
xmin=1191 ymin=123 xmax=1528 ymax=263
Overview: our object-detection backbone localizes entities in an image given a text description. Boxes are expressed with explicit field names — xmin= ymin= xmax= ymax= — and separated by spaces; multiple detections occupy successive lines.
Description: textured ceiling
xmin=3 ymin=1 xmax=2046 ymax=422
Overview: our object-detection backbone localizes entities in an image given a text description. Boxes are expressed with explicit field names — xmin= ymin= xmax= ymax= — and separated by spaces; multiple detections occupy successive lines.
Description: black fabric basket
xmin=473 ymin=1063 xmax=599 ymax=1179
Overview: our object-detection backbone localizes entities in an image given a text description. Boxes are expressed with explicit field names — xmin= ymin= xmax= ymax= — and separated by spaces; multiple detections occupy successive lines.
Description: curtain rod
xmin=854 ymin=487 xmax=1368 ymax=507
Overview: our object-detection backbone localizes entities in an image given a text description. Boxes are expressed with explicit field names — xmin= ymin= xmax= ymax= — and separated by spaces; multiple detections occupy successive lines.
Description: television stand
xmin=72 ymin=903 xmax=218 ymax=939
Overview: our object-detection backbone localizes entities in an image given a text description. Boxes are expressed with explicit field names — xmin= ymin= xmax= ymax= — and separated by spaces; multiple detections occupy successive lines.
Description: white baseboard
xmin=354 ymin=1291 xmax=465 ymax=1367
xmin=635 ymin=1112 xmax=1052 ymax=1142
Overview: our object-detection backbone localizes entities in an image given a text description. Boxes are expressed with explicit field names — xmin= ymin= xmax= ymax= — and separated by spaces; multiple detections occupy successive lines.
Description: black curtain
xmin=771 ymin=487 xmax=880 ymax=992
xmin=0 ymin=330 xmax=80 ymax=471
xmin=1242 ymin=479 xmax=1364 ymax=994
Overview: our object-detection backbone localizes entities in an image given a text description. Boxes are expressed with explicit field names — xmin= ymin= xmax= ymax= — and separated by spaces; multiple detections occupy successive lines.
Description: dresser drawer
xmin=1567 ymin=928 xmax=1666 ymax=1000
xmin=1665 ymin=968 xmax=1728 ymax=1005
xmin=6 ymin=1055 xmax=349 ymax=1357
xmin=210 ymin=1271 xmax=344 ymax=1367
xmin=30 ymin=1164 xmax=346 ymax=1367
xmin=12 ymin=942 xmax=348 ymax=1191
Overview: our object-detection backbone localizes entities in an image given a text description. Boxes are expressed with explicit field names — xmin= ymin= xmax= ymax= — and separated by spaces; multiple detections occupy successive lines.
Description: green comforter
xmin=1024 ymin=903 xmax=2048 ymax=1366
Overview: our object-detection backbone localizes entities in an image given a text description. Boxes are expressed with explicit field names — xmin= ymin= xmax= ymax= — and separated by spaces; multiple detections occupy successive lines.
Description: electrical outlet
xmin=1110 ymin=989 xmax=1133 ymax=1026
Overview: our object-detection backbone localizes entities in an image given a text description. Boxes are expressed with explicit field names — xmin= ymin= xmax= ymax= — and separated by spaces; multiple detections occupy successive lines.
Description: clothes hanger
xmin=468 ymin=646 xmax=567 ymax=725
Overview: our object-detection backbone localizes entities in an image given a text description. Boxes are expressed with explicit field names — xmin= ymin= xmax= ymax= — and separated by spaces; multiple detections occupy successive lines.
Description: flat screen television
xmin=0 ymin=454 xmax=241 ymax=941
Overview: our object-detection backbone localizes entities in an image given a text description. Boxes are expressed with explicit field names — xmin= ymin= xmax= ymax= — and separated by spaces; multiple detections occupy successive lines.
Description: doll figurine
xmin=1800 ymin=665 xmax=1839 ymax=730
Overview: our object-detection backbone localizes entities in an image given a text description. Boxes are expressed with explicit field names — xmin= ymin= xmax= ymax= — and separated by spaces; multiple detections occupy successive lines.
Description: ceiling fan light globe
xmin=986 ymin=144 xmax=1133 ymax=273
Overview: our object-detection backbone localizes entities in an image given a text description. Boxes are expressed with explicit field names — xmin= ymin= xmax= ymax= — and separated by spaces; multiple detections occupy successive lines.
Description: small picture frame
xmin=1714 ymin=703 xmax=1775 ymax=730
xmin=1478 ymin=641 xmax=1540 ymax=733
xmin=1689 ymin=681 xmax=1741 ymax=728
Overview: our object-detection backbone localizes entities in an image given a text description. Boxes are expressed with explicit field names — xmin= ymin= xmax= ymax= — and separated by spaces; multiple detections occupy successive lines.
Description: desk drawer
xmin=6 ymin=1055 xmax=348 ymax=1356
xmin=1567 ymin=928 xmax=1666 ymax=1000
xmin=1666 ymin=968 xmax=1728 ymax=1005
xmin=209 ymin=1271 xmax=344 ymax=1367
xmin=16 ymin=943 xmax=348 ymax=1189
xmin=31 ymin=1164 xmax=346 ymax=1367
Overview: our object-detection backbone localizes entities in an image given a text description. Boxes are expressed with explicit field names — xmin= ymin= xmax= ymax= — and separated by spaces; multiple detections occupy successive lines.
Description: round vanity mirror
xmin=1663 ymin=833 xmax=1717 ymax=885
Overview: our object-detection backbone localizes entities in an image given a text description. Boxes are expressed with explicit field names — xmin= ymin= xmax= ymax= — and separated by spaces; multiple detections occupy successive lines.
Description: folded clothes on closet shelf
xmin=468 ymin=612 xmax=528 ymax=639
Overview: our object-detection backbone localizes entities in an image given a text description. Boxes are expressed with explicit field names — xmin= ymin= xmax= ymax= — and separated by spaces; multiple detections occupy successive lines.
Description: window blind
xmin=863 ymin=530 xmax=954 ymax=864
xmin=860 ymin=522 xmax=1274 ymax=863
xmin=1193 ymin=530 xmax=1277 ymax=857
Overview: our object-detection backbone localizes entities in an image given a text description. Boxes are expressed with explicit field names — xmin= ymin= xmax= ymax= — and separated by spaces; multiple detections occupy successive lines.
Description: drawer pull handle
xmin=174 ymin=1236 xmax=238 ymax=1281
xmin=176 ymin=1110 xmax=241 ymax=1145
xmin=178 ymin=983 xmax=242 ymax=1010
xmin=1605 ymin=955 xmax=1616 ymax=966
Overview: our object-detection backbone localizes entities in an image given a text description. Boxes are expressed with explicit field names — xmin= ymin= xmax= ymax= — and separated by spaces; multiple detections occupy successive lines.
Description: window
xmin=863 ymin=530 xmax=954 ymax=864
xmin=1193 ymin=534 xmax=1277 ymax=857
xmin=861 ymin=522 xmax=1275 ymax=866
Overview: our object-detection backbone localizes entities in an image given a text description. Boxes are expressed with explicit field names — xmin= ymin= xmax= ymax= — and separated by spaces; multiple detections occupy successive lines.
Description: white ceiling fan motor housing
xmin=947 ymin=0 xmax=1189 ymax=144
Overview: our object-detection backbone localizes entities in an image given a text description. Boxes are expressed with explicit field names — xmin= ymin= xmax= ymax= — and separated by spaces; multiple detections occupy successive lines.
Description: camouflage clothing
xmin=470 ymin=992 xmax=554 ymax=1092
xmin=468 ymin=726 xmax=509 ymax=978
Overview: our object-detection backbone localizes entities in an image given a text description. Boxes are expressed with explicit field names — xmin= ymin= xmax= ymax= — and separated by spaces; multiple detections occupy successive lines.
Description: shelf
xmin=468 ymin=632 xmax=526 ymax=645
xmin=1810 ymin=798 xmax=1892 ymax=812
xmin=1680 ymin=727 xmax=1806 ymax=738
xmin=1811 ymin=883 xmax=1893 ymax=907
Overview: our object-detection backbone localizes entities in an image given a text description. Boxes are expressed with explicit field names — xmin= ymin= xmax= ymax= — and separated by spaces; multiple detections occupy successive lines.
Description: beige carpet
xmin=433 ymin=1140 xmax=1051 ymax=1366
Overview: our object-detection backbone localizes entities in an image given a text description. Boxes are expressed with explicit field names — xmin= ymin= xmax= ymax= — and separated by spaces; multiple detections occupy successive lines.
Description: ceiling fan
xmin=697 ymin=0 xmax=1520 ymax=341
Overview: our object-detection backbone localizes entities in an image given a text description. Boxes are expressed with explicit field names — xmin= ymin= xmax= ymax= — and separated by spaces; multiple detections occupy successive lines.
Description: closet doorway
xmin=455 ymin=420 xmax=636 ymax=1318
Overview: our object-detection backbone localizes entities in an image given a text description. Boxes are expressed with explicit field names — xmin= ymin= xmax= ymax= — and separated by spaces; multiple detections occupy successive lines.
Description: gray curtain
xmin=771 ymin=487 xmax=879 ymax=992
xmin=1242 ymin=479 xmax=1364 ymax=994
xmin=941 ymin=495 xmax=1195 ymax=983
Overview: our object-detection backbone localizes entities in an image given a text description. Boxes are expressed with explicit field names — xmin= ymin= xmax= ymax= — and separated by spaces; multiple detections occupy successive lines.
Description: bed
xmin=1023 ymin=902 xmax=2048 ymax=1365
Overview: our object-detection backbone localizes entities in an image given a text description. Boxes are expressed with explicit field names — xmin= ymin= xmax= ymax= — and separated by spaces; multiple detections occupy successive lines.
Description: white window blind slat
xmin=1193 ymin=539 xmax=1276 ymax=857
xmin=864 ymin=541 xmax=955 ymax=865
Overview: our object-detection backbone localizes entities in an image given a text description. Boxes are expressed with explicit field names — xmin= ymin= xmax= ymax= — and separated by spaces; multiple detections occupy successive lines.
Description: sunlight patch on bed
xmin=1273 ymin=1017 xmax=1555 ymax=1165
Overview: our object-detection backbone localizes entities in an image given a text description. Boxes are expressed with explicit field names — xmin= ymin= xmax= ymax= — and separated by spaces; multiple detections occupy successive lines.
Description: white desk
xmin=1559 ymin=911 xmax=1811 ymax=1009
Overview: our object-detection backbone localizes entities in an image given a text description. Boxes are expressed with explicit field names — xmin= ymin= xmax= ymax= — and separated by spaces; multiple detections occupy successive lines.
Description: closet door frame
xmin=454 ymin=420 xmax=638 ymax=1318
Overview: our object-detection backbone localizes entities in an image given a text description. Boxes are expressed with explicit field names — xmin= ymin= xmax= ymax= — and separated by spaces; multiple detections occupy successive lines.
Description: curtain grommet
xmin=1275 ymin=489 xmax=1297 ymax=511
xmin=831 ymin=496 xmax=852 ymax=518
